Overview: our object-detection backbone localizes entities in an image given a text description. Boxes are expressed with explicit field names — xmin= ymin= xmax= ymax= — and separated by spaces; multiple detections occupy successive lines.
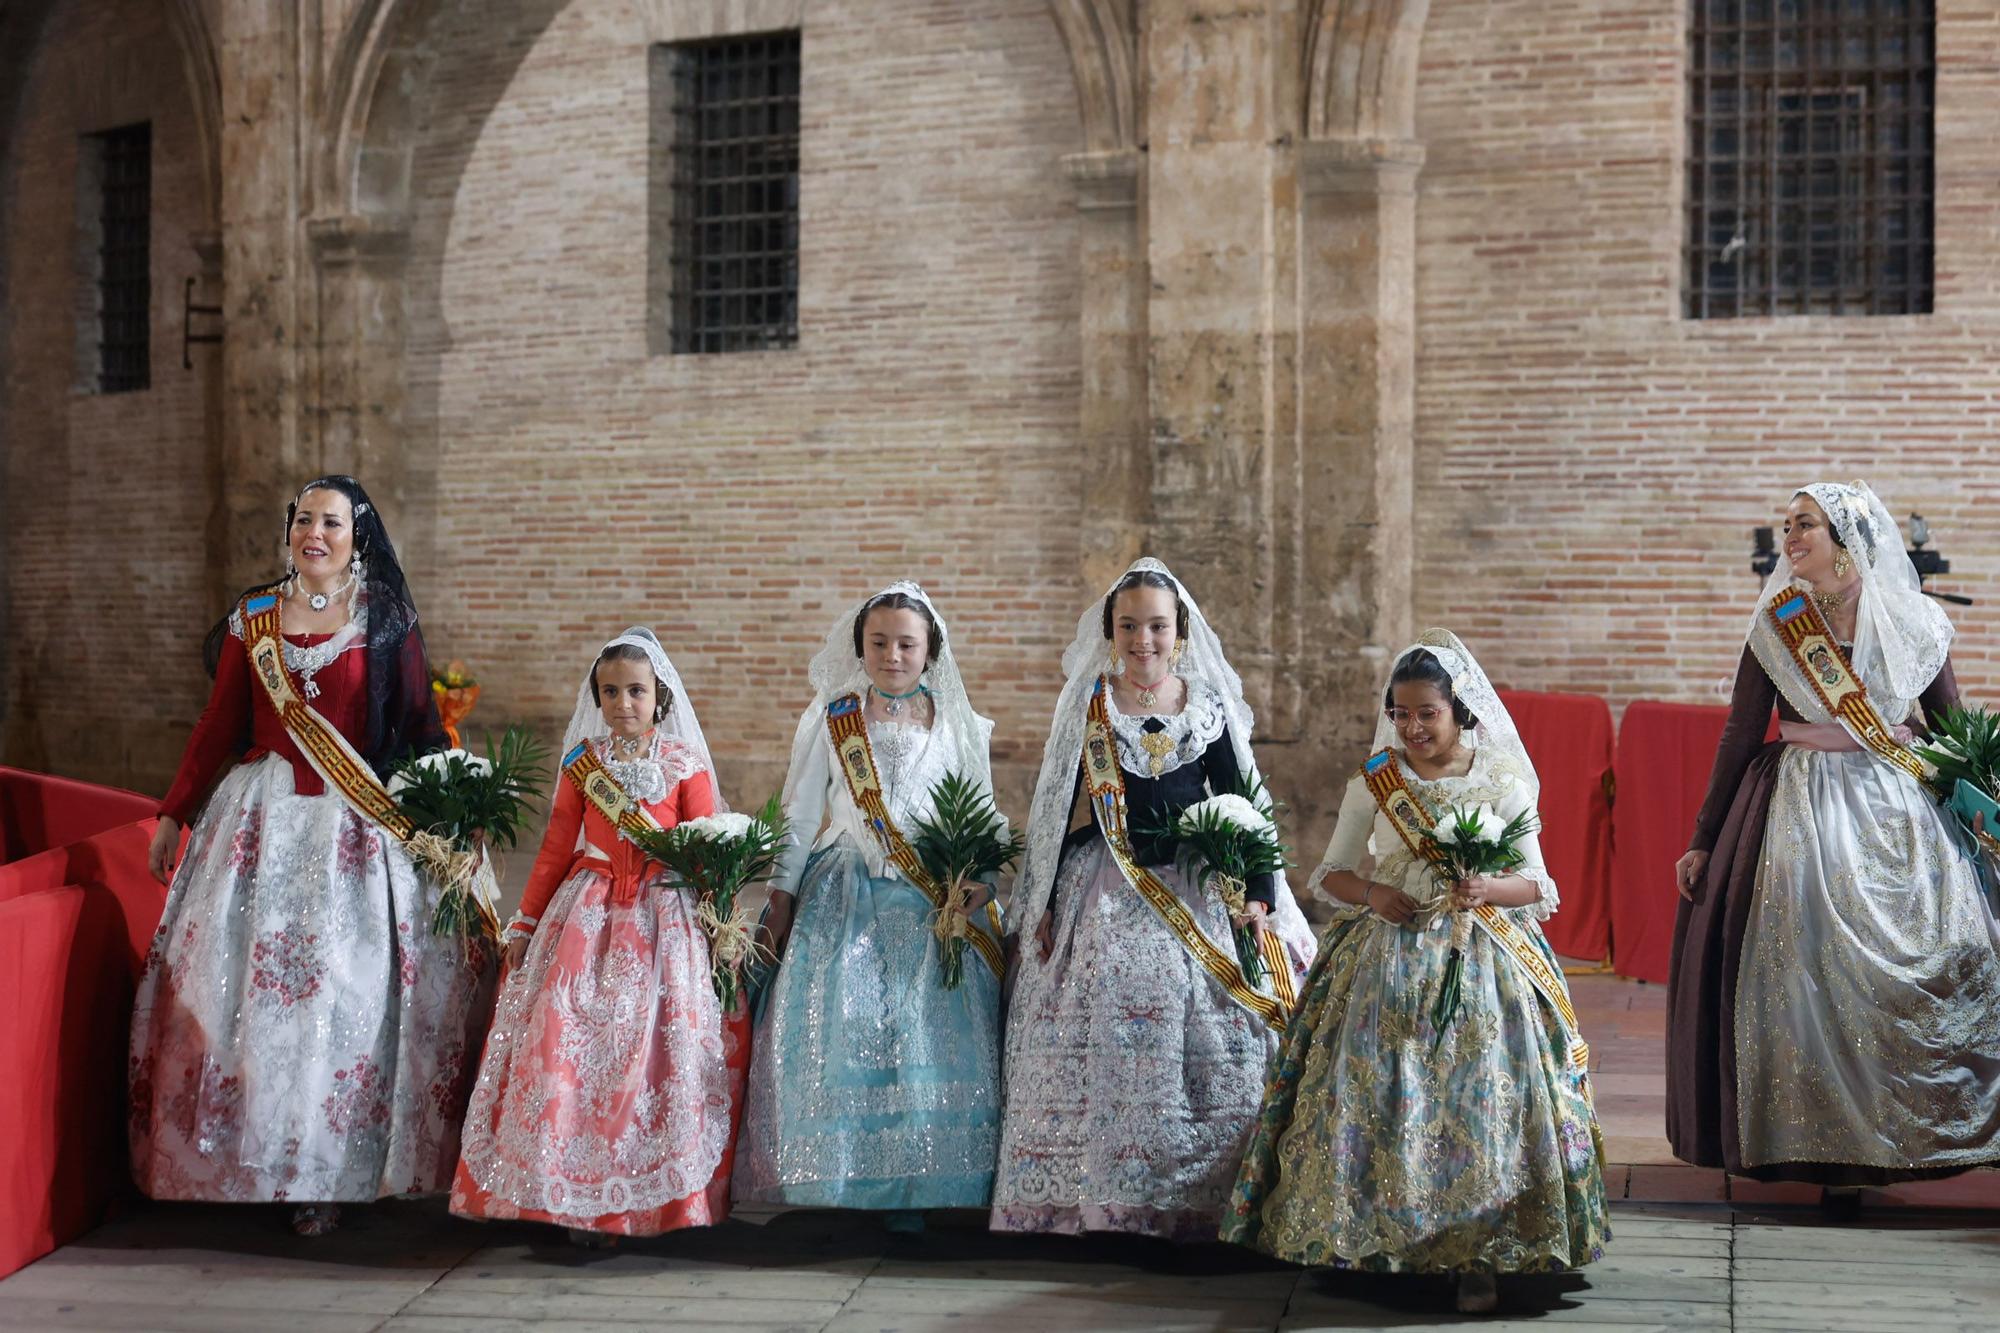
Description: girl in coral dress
xmin=451 ymin=628 xmax=748 ymax=1242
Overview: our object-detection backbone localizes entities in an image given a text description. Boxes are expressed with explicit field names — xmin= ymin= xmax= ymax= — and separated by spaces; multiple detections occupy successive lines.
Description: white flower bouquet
xmin=633 ymin=796 xmax=789 ymax=1010
xmin=1418 ymin=801 xmax=1537 ymax=1056
xmin=388 ymin=727 xmax=549 ymax=941
xmin=1145 ymin=781 xmax=1291 ymax=988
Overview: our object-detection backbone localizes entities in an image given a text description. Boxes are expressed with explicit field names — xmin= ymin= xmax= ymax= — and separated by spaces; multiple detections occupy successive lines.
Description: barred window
xmin=89 ymin=121 xmax=153 ymax=391
xmin=653 ymin=32 xmax=801 ymax=355
xmin=1685 ymin=1 xmax=1934 ymax=318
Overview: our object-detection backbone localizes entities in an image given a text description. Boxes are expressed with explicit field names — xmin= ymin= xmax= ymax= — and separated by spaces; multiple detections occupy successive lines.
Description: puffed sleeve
xmin=514 ymin=774 xmax=584 ymax=932
xmin=769 ymin=707 xmax=831 ymax=896
xmin=1198 ymin=724 xmax=1274 ymax=908
xmin=673 ymin=768 xmax=718 ymax=823
xmin=159 ymin=642 xmax=254 ymax=825
xmin=1687 ymin=646 xmax=1777 ymax=855
xmin=1311 ymin=775 xmax=1376 ymax=895
xmin=1494 ymin=768 xmax=1558 ymax=922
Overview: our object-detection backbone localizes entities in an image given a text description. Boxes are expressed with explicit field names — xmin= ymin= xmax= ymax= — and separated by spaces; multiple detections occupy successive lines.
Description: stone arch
xmin=1303 ymin=0 xmax=1429 ymax=144
xmin=1047 ymin=0 xmax=1138 ymax=153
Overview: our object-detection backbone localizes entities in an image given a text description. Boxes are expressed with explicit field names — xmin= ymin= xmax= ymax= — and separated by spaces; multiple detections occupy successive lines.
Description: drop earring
xmin=1834 ymin=551 xmax=1852 ymax=580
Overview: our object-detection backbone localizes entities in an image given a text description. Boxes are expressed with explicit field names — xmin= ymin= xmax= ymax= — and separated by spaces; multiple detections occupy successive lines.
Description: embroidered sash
xmin=1765 ymin=591 xmax=1930 ymax=784
xmin=1361 ymin=748 xmax=1589 ymax=1071
xmin=1082 ymin=678 xmax=1298 ymax=1029
xmin=825 ymin=694 xmax=1005 ymax=980
xmin=561 ymin=741 xmax=670 ymax=846
xmin=239 ymin=592 xmax=416 ymax=843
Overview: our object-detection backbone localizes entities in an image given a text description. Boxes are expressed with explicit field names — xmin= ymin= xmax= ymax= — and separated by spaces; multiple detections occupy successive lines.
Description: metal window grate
xmin=95 ymin=121 xmax=152 ymax=391
xmin=665 ymin=32 xmax=801 ymax=354
xmin=1685 ymin=0 xmax=1934 ymax=318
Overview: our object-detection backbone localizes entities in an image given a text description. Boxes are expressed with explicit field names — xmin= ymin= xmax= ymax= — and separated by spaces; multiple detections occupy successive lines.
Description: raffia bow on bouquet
xmin=388 ymin=726 xmax=551 ymax=942
xmin=1419 ymin=802 xmax=1538 ymax=1057
xmin=1144 ymin=781 xmax=1291 ymax=990
xmin=908 ymin=772 xmax=1024 ymax=990
xmin=633 ymin=796 xmax=789 ymax=1011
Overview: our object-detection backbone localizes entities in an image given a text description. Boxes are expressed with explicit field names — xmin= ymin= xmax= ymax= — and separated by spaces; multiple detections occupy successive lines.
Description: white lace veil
xmin=1011 ymin=557 xmax=1272 ymax=933
xmin=1748 ymin=481 xmax=1952 ymax=719
xmin=560 ymin=627 xmax=725 ymax=809
xmin=782 ymin=580 xmax=997 ymax=804
xmin=1372 ymin=629 xmax=1540 ymax=799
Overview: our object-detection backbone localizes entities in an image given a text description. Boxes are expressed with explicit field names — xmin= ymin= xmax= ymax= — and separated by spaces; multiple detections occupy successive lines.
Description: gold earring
xmin=1834 ymin=551 xmax=1852 ymax=579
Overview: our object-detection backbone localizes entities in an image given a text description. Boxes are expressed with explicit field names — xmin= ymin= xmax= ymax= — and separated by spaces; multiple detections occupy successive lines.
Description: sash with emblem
xmin=1360 ymin=747 xmax=1591 ymax=1072
xmin=238 ymin=591 xmax=417 ymax=843
xmin=1763 ymin=590 xmax=1930 ymax=783
xmin=1080 ymin=678 xmax=1298 ymax=1030
xmin=824 ymin=693 xmax=1006 ymax=980
xmin=560 ymin=740 xmax=672 ymax=845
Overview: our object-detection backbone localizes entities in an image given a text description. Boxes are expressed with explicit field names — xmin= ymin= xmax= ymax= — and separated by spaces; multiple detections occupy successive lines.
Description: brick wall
xmin=1412 ymin=0 xmax=2000 ymax=712
xmin=0 ymin=0 xmax=215 ymax=793
xmin=396 ymin=0 xmax=1085 ymax=817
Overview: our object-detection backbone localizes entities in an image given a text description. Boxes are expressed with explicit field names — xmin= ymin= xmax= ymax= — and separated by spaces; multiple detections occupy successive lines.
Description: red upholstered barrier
xmin=1610 ymin=701 xmax=1776 ymax=984
xmin=0 ymin=768 xmax=155 ymax=865
xmin=1499 ymin=690 xmax=1615 ymax=962
xmin=0 ymin=769 xmax=170 ymax=1278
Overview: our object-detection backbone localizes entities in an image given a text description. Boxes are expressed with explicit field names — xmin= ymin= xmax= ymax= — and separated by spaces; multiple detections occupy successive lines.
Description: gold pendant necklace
xmin=1129 ymin=673 xmax=1172 ymax=709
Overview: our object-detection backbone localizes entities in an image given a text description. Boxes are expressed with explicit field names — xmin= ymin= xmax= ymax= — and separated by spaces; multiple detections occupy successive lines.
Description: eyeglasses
xmin=1384 ymin=706 xmax=1448 ymax=727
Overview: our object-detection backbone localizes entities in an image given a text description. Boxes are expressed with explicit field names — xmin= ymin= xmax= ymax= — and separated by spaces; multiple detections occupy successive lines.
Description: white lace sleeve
xmin=1495 ymin=770 xmax=1559 ymax=922
xmin=1309 ymin=775 xmax=1376 ymax=904
xmin=770 ymin=705 xmax=831 ymax=896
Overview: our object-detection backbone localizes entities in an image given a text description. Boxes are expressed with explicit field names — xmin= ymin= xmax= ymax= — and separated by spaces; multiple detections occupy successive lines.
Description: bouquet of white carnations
xmin=633 ymin=796 xmax=788 ymax=1010
xmin=1146 ymin=782 xmax=1290 ymax=989
xmin=1418 ymin=802 xmax=1537 ymax=1056
xmin=388 ymin=727 xmax=550 ymax=941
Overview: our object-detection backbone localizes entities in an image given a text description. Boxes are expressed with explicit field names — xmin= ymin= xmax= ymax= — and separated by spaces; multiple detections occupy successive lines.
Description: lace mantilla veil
xmin=1367 ymin=629 xmax=1540 ymax=800
xmin=1008 ymin=557 xmax=1312 ymax=937
xmin=777 ymin=579 xmax=1000 ymax=824
xmin=1747 ymin=480 xmax=1953 ymax=722
xmin=559 ymin=627 xmax=725 ymax=811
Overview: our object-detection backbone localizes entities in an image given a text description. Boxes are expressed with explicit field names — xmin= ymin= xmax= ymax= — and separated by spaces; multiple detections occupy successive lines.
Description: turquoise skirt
xmin=732 ymin=840 xmax=1002 ymax=1209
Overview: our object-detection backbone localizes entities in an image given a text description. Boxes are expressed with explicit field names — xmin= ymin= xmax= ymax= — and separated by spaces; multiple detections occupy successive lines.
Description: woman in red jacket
xmin=451 ymin=628 xmax=747 ymax=1244
xmin=129 ymin=476 xmax=491 ymax=1237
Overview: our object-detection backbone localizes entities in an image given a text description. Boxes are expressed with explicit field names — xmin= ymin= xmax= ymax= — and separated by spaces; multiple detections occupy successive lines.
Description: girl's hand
xmin=147 ymin=817 xmax=182 ymax=885
xmin=953 ymin=880 xmax=995 ymax=919
xmin=1229 ymin=900 xmax=1270 ymax=938
xmin=1364 ymin=882 xmax=1420 ymax=926
xmin=1034 ymin=909 xmax=1056 ymax=963
xmin=503 ymin=933 xmax=529 ymax=973
xmin=1674 ymin=849 xmax=1710 ymax=903
xmin=1450 ymin=876 xmax=1499 ymax=911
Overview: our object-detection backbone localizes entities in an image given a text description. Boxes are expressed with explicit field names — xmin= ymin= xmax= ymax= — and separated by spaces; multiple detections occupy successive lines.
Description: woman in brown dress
xmin=1667 ymin=482 xmax=2000 ymax=1207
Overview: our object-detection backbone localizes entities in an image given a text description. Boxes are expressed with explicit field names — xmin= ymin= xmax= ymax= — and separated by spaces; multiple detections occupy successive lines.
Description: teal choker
xmin=871 ymin=683 xmax=928 ymax=717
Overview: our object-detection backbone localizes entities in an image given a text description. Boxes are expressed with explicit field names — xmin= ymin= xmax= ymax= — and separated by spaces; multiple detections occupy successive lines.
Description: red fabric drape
xmin=1611 ymin=700 xmax=1777 ymax=984
xmin=0 ymin=771 xmax=172 ymax=1279
xmin=1500 ymin=690 xmax=1615 ymax=962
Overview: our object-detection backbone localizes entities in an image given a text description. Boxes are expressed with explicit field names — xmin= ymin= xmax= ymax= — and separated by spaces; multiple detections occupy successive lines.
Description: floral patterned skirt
xmin=991 ymin=841 xmax=1306 ymax=1240
xmin=451 ymin=866 xmax=748 ymax=1236
xmin=1222 ymin=911 xmax=1608 ymax=1272
xmin=128 ymin=755 xmax=495 ymax=1203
